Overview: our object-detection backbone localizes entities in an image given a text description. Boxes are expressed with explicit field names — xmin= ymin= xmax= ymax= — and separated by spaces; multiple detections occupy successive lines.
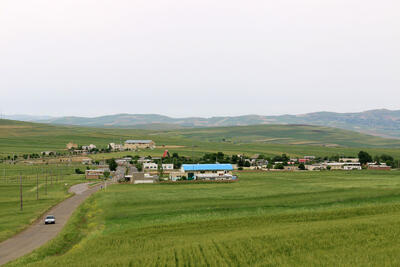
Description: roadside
xmin=0 ymin=183 xmax=100 ymax=266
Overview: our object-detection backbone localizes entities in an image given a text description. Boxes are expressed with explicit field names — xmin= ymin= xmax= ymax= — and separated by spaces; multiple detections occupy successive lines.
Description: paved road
xmin=0 ymin=183 xmax=100 ymax=266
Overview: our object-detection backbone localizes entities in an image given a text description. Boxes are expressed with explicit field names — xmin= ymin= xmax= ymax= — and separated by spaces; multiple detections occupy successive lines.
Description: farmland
xmin=2 ymin=119 xmax=400 ymax=160
xmin=8 ymin=170 xmax=400 ymax=266
xmin=0 ymin=164 xmax=86 ymax=242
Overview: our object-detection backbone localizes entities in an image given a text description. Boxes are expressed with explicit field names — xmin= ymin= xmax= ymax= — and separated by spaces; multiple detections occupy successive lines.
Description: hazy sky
xmin=1 ymin=0 xmax=399 ymax=117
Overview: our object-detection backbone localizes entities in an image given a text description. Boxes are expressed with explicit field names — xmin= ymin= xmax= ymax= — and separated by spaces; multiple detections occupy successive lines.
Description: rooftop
xmin=182 ymin=164 xmax=234 ymax=171
xmin=125 ymin=140 xmax=153 ymax=144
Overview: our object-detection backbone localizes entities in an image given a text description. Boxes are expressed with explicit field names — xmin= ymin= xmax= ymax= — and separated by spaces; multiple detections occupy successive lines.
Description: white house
xmin=82 ymin=144 xmax=97 ymax=151
xmin=143 ymin=162 xmax=158 ymax=170
xmin=162 ymin=164 xmax=174 ymax=170
xmin=343 ymin=163 xmax=362 ymax=170
xmin=323 ymin=162 xmax=345 ymax=170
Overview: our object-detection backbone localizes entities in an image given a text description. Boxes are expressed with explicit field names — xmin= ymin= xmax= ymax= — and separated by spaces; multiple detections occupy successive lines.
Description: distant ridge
xmin=4 ymin=109 xmax=400 ymax=138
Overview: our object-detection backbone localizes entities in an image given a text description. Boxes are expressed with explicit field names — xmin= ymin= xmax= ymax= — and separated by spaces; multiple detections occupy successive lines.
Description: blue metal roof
xmin=182 ymin=164 xmax=233 ymax=171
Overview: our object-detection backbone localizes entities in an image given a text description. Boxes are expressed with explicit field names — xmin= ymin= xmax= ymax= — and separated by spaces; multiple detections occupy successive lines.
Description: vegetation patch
xmin=8 ymin=171 xmax=400 ymax=266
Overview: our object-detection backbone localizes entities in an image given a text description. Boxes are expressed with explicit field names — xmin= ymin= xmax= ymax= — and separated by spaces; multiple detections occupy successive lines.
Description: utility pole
xmin=45 ymin=170 xmax=48 ymax=195
xmin=20 ymin=174 xmax=23 ymax=211
xmin=36 ymin=172 xmax=39 ymax=200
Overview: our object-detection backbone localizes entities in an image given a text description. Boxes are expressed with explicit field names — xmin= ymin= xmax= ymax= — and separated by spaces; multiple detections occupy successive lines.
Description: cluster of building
xmin=303 ymin=158 xmax=391 ymax=171
xmin=243 ymin=155 xmax=392 ymax=171
xmin=65 ymin=140 xmax=156 ymax=155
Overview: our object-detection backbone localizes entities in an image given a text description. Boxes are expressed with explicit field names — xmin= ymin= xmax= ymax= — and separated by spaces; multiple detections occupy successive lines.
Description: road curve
xmin=0 ymin=183 xmax=101 ymax=266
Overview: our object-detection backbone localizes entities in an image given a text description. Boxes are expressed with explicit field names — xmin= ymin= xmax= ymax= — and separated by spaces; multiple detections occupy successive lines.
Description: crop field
xmin=9 ymin=170 xmax=400 ymax=266
xmin=2 ymin=119 xmax=400 ymax=160
xmin=0 ymin=164 xmax=86 ymax=242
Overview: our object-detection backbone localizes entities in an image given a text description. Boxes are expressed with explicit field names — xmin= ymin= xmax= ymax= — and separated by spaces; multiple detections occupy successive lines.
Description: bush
xmin=298 ymin=163 xmax=306 ymax=170
xmin=274 ymin=163 xmax=284 ymax=170
xmin=75 ymin=168 xmax=85 ymax=174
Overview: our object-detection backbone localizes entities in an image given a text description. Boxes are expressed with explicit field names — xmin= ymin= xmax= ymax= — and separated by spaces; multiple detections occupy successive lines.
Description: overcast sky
xmin=0 ymin=0 xmax=399 ymax=118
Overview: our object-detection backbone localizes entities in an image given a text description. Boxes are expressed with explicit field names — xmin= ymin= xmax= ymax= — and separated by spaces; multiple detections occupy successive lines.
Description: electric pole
xmin=45 ymin=170 xmax=48 ymax=195
xmin=36 ymin=172 xmax=39 ymax=200
xmin=20 ymin=174 xmax=23 ymax=211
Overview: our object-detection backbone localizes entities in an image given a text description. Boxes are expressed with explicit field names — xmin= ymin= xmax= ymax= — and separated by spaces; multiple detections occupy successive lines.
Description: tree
xmin=380 ymin=154 xmax=394 ymax=167
xmin=298 ymin=163 xmax=306 ymax=170
xmin=358 ymin=151 xmax=372 ymax=165
xmin=136 ymin=163 xmax=143 ymax=172
xmin=75 ymin=168 xmax=84 ymax=174
xmin=274 ymin=163 xmax=284 ymax=170
xmin=103 ymin=171 xmax=110 ymax=179
xmin=107 ymin=158 xmax=118 ymax=171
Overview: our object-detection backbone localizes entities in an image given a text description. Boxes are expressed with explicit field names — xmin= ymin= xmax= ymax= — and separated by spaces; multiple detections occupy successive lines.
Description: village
xmin=58 ymin=139 xmax=394 ymax=184
xmin=1 ymin=139 xmax=394 ymax=185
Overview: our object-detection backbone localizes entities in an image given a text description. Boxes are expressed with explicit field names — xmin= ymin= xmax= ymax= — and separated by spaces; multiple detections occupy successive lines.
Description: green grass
xmin=2 ymin=119 xmax=400 ymax=160
xmin=0 ymin=164 xmax=86 ymax=242
xmin=9 ymin=170 xmax=400 ymax=266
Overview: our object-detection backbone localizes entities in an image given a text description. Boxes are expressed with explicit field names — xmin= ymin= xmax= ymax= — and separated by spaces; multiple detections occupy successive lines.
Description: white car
xmin=44 ymin=215 xmax=55 ymax=224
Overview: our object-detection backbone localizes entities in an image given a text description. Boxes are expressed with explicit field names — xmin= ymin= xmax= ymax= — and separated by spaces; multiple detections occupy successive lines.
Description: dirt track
xmin=0 ymin=183 xmax=100 ymax=266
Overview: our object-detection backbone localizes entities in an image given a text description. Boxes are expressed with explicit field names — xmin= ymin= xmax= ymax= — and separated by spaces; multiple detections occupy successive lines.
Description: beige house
xmin=324 ymin=162 xmax=345 ymax=170
xmin=66 ymin=142 xmax=78 ymax=150
xmin=108 ymin=143 xmax=125 ymax=151
xmin=85 ymin=169 xmax=104 ymax=179
xmin=306 ymin=164 xmax=326 ymax=171
xmin=124 ymin=140 xmax=155 ymax=150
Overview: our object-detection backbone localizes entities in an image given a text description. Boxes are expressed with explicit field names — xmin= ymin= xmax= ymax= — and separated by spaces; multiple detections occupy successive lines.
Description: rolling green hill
xmin=160 ymin=124 xmax=400 ymax=148
xmin=14 ymin=109 xmax=400 ymax=138
xmin=1 ymin=119 xmax=400 ymax=159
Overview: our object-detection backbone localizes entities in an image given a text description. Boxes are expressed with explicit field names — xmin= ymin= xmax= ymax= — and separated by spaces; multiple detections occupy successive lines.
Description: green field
xmin=9 ymin=170 xmax=400 ymax=266
xmin=0 ymin=164 xmax=86 ymax=242
xmin=2 ymin=119 xmax=400 ymax=160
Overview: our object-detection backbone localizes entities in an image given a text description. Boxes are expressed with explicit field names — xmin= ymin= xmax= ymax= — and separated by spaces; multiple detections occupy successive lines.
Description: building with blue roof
xmin=169 ymin=164 xmax=236 ymax=181
xmin=182 ymin=164 xmax=234 ymax=172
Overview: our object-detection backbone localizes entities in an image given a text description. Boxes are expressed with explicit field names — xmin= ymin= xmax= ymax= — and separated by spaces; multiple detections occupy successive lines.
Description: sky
xmin=0 ymin=0 xmax=399 ymax=118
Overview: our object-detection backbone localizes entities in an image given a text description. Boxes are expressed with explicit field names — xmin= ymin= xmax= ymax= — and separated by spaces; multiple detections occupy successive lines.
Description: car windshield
xmin=46 ymin=216 xmax=55 ymax=219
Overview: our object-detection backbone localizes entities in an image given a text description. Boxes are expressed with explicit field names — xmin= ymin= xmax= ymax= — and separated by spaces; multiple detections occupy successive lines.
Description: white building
xmin=82 ymin=144 xmax=97 ymax=151
xmin=143 ymin=162 xmax=158 ymax=170
xmin=343 ymin=163 xmax=362 ymax=170
xmin=323 ymin=162 xmax=345 ymax=170
xmin=161 ymin=164 xmax=174 ymax=170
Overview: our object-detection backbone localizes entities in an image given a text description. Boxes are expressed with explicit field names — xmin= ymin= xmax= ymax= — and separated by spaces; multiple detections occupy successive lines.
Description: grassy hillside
xmin=1 ymin=119 xmax=400 ymax=159
xmin=160 ymin=124 xmax=400 ymax=148
xmin=23 ymin=109 xmax=400 ymax=138
xmin=9 ymin=171 xmax=400 ymax=266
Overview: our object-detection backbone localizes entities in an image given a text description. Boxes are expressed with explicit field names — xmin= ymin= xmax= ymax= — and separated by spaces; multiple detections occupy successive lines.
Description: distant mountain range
xmin=4 ymin=109 xmax=400 ymax=139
